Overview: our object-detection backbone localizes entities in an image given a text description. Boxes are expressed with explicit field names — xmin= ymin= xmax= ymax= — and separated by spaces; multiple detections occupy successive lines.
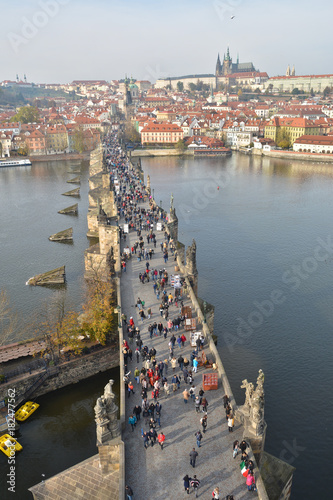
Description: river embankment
xmin=252 ymin=148 xmax=333 ymax=162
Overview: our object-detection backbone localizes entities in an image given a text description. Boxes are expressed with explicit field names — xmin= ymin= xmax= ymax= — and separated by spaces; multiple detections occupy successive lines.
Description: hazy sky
xmin=1 ymin=0 xmax=332 ymax=84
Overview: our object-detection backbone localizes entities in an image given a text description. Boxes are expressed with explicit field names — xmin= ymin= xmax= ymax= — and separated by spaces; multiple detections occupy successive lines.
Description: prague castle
xmin=155 ymin=47 xmax=268 ymax=90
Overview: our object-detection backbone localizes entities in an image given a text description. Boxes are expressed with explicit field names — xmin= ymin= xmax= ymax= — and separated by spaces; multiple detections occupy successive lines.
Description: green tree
xmin=73 ymin=128 xmax=85 ymax=153
xmin=276 ymin=128 xmax=291 ymax=149
xmin=323 ymin=86 xmax=331 ymax=97
xmin=310 ymin=88 xmax=315 ymax=97
xmin=177 ymin=81 xmax=184 ymax=92
xmin=175 ymin=139 xmax=186 ymax=151
xmin=291 ymin=88 xmax=300 ymax=95
xmin=188 ymin=83 xmax=196 ymax=92
xmin=12 ymin=105 xmax=40 ymax=123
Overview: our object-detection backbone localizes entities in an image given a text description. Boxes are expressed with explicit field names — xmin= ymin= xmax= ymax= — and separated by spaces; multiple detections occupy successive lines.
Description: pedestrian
xmin=195 ymin=396 xmax=201 ymax=412
xmin=157 ymin=431 xmax=165 ymax=450
xmin=193 ymin=357 xmax=198 ymax=373
xmin=178 ymin=354 xmax=184 ymax=371
xmin=142 ymin=431 xmax=149 ymax=449
xmin=164 ymin=382 xmax=170 ymax=397
xmin=183 ymin=474 xmax=191 ymax=495
xmin=240 ymin=440 xmax=249 ymax=454
xmin=134 ymin=367 xmax=140 ymax=384
xmin=200 ymin=414 xmax=207 ymax=433
xmin=233 ymin=440 xmax=240 ymax=458
xmin=212 ymin=486 xmax=220 ymax=499
xmin=183 ymin=388 xmax=190 ymax=404
xmin=246 ymin=472 xmax=257 ymax=491
xmin=189 ymin=448 xmax=198 ymax=468
xmin=155 ymin=401 xmax=162 ymax=427
xmin=149 ymin=428 xmax=157 ymax=447
xmin=128 ymin=414 xmax=137 ymax=431
xmin=228 ymin=414 xmax=234 ymax=432
xmin=128 ymin=381 xmax=135 ymax=398
xmin=195 ymin=430 xmax=203 ymax=448
xmin=201 ymin=396 xmax=208 ymax=413
xmin=190 ymin=475 xmax=200 ymax=498
xmin=133 ymin=405 xmax=142 ymax=422
xmin=189 ymin=385 xmax=196 ymax=401
xmin=125 ymin=485 xmax=134 ymax=500
xmin=223 ymin=394 xmax=230 ymax=408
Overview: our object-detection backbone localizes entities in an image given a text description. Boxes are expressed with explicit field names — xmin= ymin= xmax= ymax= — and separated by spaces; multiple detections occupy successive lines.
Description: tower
xmin=215 ymin=53 xmax=222 ymax=77
xmin=222 ymin=47 xmax=232 ymax=75
xmin=24 ymin=74 xmax=27 ymax=83
xmin=291 ymin=65 xmax=295 ymax=76
xmin=286 ymin=65 xmax=290 ymax=76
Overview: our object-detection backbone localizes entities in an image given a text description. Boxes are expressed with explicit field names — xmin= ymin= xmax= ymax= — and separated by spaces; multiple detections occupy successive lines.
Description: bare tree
xmin=0 ymin=289 xmax=19 ymax=347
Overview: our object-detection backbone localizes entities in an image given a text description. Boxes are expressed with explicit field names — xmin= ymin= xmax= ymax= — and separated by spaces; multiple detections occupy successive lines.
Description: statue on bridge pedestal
xmin=94 ymin=379 xmax=119 ymax=444
xmin=237 ymin=369 xmax=265 ymax=437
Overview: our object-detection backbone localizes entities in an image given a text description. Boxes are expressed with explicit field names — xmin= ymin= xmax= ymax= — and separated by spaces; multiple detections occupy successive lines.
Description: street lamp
xmin=152 ymin=188 xmax=155 ymax=200
xmin=160 ymin=200 xmax=162 ymax=208
xmin=203 ymin=301 xmax=207 ymax=324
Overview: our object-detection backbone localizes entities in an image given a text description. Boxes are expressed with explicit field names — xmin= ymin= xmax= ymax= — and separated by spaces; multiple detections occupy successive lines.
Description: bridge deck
xmin=120 ymin=199 xmax=257 ymax=499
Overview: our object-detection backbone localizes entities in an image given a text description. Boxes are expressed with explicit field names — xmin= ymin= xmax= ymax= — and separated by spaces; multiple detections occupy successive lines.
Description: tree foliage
xmin=276 ymin=128 xmax=291 ymax=149
xmin=175 ymin=139 xmax=186 ymax=151
xmin=12 ymin=105 xmax=40 ymax=123
xmin=81 ymin=280 xmax=117 ymax=345
xmin=73 ymin=128 xmax=85 ymax=153
xmin=177 ymin=81 xmax=184 ymax=92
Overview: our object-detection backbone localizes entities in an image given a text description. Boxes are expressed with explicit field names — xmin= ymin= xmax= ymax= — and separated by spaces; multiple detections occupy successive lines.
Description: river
xmin=141 ymin=153 xmax=333 ymax=500
xmin=1 ymin=153 xmax=332 ymax=499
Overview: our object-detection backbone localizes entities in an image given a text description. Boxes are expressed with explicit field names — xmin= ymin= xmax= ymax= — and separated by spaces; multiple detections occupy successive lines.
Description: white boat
xmin=0 ymin=159 xmax=32 ymax=167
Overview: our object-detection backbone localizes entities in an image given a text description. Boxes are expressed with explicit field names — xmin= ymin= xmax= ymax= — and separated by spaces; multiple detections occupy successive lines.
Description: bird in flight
xmin=231 ymin=15 xmax=235 ymax=19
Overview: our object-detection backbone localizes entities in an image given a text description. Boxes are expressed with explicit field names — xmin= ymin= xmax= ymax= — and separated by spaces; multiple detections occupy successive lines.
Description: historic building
xmin=155 ymin=47 xmax=267 ymax=90
xmin=215 ymin=47 xmax=256 ymax=77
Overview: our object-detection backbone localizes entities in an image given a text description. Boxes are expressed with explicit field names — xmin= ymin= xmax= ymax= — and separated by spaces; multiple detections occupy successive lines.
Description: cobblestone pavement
xmin=120 ymin=200 xmax=257 ymax=500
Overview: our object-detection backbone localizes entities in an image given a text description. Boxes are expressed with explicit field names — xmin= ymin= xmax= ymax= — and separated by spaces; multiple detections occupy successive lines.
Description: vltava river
xmin=142 ymin=153 xmax=333 ymax=500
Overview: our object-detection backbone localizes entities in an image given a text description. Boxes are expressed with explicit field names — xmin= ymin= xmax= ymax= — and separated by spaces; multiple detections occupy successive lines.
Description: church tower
xmin=291 ymin=65 xmax=295 ymax=76
xmin=222 ymin=46 xmax=232 ymax=76
xmin=286 ymin=65 xmax=290 ymax=76
xmin=215 ymin=53 xmax=222 ymax=76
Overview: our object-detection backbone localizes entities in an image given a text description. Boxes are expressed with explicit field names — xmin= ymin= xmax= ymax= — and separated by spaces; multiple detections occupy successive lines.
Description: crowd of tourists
xmin=104 ymin=132 xmax=257 ymax=499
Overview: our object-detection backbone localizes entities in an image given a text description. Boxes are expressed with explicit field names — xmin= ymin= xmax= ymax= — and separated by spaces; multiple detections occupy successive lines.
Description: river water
xmin=1 ymin=154 xmax=332 ymax=498
xmin=141 ymin=153 xmax=333 ymax=500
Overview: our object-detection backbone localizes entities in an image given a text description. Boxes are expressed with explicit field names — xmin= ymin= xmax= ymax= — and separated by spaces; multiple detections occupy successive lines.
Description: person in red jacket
xmin=157 ymin=432 xmax=165 ymax=450
xmin=181 ymin=333 xmax=187 ymax=346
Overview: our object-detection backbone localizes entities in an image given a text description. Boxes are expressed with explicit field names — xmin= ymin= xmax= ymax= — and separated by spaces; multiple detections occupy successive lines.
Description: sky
xmin=1 ymin=0 xmax=332 ymax=84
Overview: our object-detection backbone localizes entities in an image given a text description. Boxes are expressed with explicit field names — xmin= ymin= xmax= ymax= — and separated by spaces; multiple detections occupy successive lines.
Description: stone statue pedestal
xmin=96 ymin=418 xmax=112 ymax=445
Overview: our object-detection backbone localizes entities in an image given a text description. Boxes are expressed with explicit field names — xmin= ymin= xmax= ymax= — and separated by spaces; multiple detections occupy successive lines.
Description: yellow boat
xmin=15 ymin=401 xmax=40 ymax=422
xmin=0 ymin=434 xmax=23 ymax=457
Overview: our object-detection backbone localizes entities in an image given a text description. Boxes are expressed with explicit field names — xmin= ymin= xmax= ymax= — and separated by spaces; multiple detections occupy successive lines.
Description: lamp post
xmin=203 ymin=301 xmax=207 ymax=324
xmin=160 ymin=200 xmax=162 ymax=208
xmin=152 ymin=188 xmax=155 ymax=200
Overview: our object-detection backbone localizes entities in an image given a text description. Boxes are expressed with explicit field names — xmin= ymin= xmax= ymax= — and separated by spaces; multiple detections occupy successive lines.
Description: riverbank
xmin=131 ymin=148 xmax=193 ymax=157
xmin=29 ymin=152 xmax=90 ymax=162
xmin=252 ymin=148 xmax=333 ymax=162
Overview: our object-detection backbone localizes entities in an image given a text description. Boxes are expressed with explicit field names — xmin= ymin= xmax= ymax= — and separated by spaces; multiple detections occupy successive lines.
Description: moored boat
xmin=0 ymin=159 xmax=32 ymax=167
xmin=0 ymin=434 xmax=23 ymax=457
xmin=15 ymin=401 xmax=40 ymax=422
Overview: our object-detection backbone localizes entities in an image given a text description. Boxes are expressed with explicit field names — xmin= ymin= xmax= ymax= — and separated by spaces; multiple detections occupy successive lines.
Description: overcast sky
xmin=1 ymin=0 xmax=332 ymax=84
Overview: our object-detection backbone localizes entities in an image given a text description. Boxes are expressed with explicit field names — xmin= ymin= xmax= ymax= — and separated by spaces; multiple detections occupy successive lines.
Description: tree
xmin=0 ymin=289 xmax=19 ymax=347
xmin=73 ymin=128 xmax=85 ymax=153
xmin=276 ymin=128 xmax=291 ymax=149
xmin=81 ymin=280 xmax=118 ymax=345
xmin=188 ymin=83 xmax=196 ymax=92
xmin=12 ymin=105 xmax=40 ymax=123
xmin=124 ymin=120 xmax=140 ymax=143
xmin=291 ymin=88 xmax=300 ymax=94
xmin=175 ymin=139 xmax=186 ymax=151
xmin=238 ymin=89 xmax=243 ymax=98
xmin=323 ymin=86 xmax=331 ymax=97
xmin=177 ymin=81 xmax=184 ymax=92
xmin=310 ymin=88 xmax=315 ymax=97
